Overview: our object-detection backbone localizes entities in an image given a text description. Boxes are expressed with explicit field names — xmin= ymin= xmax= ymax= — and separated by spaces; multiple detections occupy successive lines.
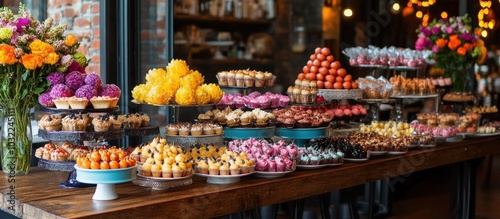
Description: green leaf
xmin=21 ymin=89 xmax=27 ymax=99
xmin=33 ymin=87 xmax=45 ymax=94
xmin=22 ymin=70 xmax=28 ymax=81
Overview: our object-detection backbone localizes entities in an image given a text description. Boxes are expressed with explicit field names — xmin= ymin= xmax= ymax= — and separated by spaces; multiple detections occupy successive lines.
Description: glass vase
xmin=0 ymin=101 xmax=32 ymax=175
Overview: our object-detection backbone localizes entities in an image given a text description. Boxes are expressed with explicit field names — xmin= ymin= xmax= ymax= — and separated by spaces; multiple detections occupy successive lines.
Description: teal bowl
xmin=75 ymin=165 xmax=137 ymax=184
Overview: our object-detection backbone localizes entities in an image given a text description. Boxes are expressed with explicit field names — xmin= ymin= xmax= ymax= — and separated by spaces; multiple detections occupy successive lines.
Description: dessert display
xmin=165 ymin=122 xmax=223 ymax=136
xmin=272 ymin=105 xmax=334 ymax=128
xmin=216 ymin=69 xmax=276 ymax=87
xmin=216 ymin=92 xmax=289 ymax=110
xmin=185 ymin=144 xmax=255 ymax=176
xmin=442 ymin=92 xmax=475 ymax=102
xmin=389 ymin=75 xmax=436 ymax=96
xmin=355 ymin=76 xmax=392 ymax=99
xmin=198 ymin=107 xmax=276 ymax=128
xmin=299 ymin=138 xmax=344 ymax=166
xmin=35 ymin=142 xmax=89 ymax=162
xmin=464 ymin=106 xmax=498 ymax=114
xmin=227 ymin=138 xmax=298 ymax=173
xmin=131 ymin=59 xmax=224 ymax=105
xmin=40 ymin=72 xmax=121 ymax=109
xmin=325 ymin=135 xmax=369 ymax=160
xmin=359 ymin=121 xmax=415 ymax=137
xmin=484 ymin=121 xmax=500 ymax=130
xmin=75 ymin=146 xmax=136 ymax=169
xmin=477 ymin=126 xmax=496 ymax=134
xmin=410 ymin=121 xmax=458 ymax=138
xmin=456 ymin=113 xmax=481 ymax=133
xmin=348 ymin=132 xmax=408 ymax=153
xmin=342 ymin=46 xmax=429 ymax=67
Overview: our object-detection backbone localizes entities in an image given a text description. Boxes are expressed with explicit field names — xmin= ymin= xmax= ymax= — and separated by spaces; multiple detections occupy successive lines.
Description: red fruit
xmin=316 ymin=95 xmax=325 ymax=103
xmin=315 ymin=47 xmax=321 ymax=54
xmin=324 ymin=81 xmax=333 ymax=89
xmin=316 ymin=53 xmax=326 ymax=61
xmin=321 ymin=47 xmax=331 ymax=56
xmin=333 ymin=82 xmax=343 ymax=89
xmin=326 ymin=55 xmax=334 ymax=62
xmin=351 ymin=82 xmax=359 ymax=89
xmin=313 ymin=59 xmax=321 ymax=67
xmin=344 ymin=75 xmax=352 ymax=82
xmin=310 ymin=54 xmax=316 ymax=61
xmin=325 ymin=75 xmax=335 ymax=83
xmin=316 ymin=73 xmax=324 ymax=81
xmin=328 ymin=68 xmax=337 ymax=76
xmin=343 ymin=81 xmax=351 ymax=89
xmin=307 ymin=60 xmax=313 ymax=67
xmin=330 ymin=61 xmax=341 ymax=70
xmin=302 ymin=65 xmax=310 ymax=73
xmin=319 ymin=67 xmax=328 ymax=75
xmin=336 ymin=76 xmax=344 ymax=83
xmin=310 ymin=66 xmax=318 ymax=74
xmin=321 ymin=60 xmax=330 ymax=68
xmin=343 ymin=109 xmax=352 ymax=116
xmin=298 ymin=73 xmax=305 ymax=79
xmin=306 ymin=73 xmax=316 ymax=80
xmin=337 ymin=68 xmax=347 ymax=77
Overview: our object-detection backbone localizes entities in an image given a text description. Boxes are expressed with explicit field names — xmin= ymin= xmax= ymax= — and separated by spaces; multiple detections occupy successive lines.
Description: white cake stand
xmin=74 ymin=165 xmax=137 ymax=200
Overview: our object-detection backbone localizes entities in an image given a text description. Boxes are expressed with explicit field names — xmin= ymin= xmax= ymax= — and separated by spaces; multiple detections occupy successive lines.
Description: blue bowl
xmin=74 ymin=165 xmax=137 ymax=184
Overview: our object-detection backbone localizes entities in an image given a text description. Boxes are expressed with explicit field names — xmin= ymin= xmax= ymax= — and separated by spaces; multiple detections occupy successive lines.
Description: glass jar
xmin=291 ymin=17 xmax=306 ymax=53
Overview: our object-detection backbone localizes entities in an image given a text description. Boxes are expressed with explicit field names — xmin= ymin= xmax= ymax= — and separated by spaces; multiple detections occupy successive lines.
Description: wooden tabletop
xmin=1 ymin=136 xmax=499 ymax=219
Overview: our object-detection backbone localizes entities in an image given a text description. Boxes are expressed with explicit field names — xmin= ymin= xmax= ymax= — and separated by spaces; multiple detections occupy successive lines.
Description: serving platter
xmin=195 ymin=172 xmax=253 ymax=184
xmin=253 ymin=170 xmax=294 ymax=179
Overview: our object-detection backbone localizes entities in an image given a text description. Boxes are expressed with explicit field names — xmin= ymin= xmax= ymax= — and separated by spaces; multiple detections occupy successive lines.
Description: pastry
xmin=166 ymin=123 xmax=179 ymax=135
xmin=227 ymin=71 xmax=236 ymax=86
xmin=162 ymin=163 xmax=172 ymax=178
xmin=203 ymin=124 xmax=214 ymax=135
xmin=190 ymin=123 xmax=203 ymax=136
xmin=69 ymin=148 xmax=89 ymax=161
xmin=52 ymin=97 xmax=70 ymax=109
xmin=254 ymin=73 xmax=265 ymax=87
xmin=38 ymin=114 xmax=62 ymax=131
xmin=235 ymin=72 xmax=245 ymax=87
xmin=109 ymin=115 xmax=123 ymax=130
xmin=67 ymin=96 xmax=89 ymax=109
xmin=141 ymin=162 xmax=152 ymax=176
xmin=219 ymin=162 xmax=229 ymax=175
xmin=92 ymin=114 xmax=112 ymax=132
xmin=34 ymin=147 xmax=44 ymax=158
xmin=151 ymin=162 xmax=162 ymax=177
xmin=140 ymin=113 xmax=150 ymax=127
xmin=61 ymin=141 xmax=75 ymax=154
xmin=208 ymin=162 xmax=220 ymax=175
xmin=244 ymin=75 xmax=254 ymax=87
xmin=90 ymin=96 xmax=113 ymax=109
xmin=50 ymin=148 xmax=70 ymax=161
xmin=126 ymin=113 xmax=142 ymax=128
xmin=217 ymin=71 xmax=228 ymax=86
xmin=178 ymin=124 xmax=190 ymax=136
xmin=230 ymin=162 xmax=240 ymax=175
xmin=172 ymin=163 xmax=183 ymax=178
xmin=62 ymin=113 xmax=89 ymax=131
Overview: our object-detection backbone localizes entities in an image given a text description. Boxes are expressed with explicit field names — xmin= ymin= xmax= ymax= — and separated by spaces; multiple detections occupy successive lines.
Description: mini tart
xmin=109 ymin=115 xmax=123 ymax=130
xmin=90 ymin=96 xmax=113 ymax=109
xmin=139 ymin=113 xmax=150 ymax=127
xmin=108 ymin=97 xmax=120 ymax=108
xmin=92 ymin=114 xmax=112 ymax=132
xmin=52 ymin=97 xmax=70 ymax=109
xmin=62 ymin=113 xmax=89 ymax=131
xmin=50 ymin=148 xmax=70 ymax=162
xmin=126 ymin=113 xmax=142 ymax=128
xmin=38 ymin=114 xmax=62 ymax=131
xmin=67 ymin=96 xmax=89 ymax=109
xmin=69 ymin=148 xmax=89 ymax=161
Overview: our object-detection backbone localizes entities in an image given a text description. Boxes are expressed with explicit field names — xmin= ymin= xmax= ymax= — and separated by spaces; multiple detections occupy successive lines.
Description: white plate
xmin=369 ymin=151 xmax=388 ymax=156
xmin=343 ymin=158 xmax=369 ymax=162
xmin=387 ymin=151 xmax=408 ymax=155
xmin=137 ymin=173 xmax=193 ymax=181
xmin=469 ymin=132 xmax=500 ymax=137
xmin=407 ymin=144 xmax=420 ymax=149
xmin=195 ymin=172 xmax=253 ymax=184
xmin=326 ymin=162 xmax=344 ymax=167
xmin=253 ymin=170 xmax=294 ymax=178
xmin=296 ymin=164 xmax=327 ymax=170
xmin=419 ymin=144 xmax=436 ymax=148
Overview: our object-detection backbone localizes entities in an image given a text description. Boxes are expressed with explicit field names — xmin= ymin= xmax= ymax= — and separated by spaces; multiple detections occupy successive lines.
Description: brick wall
xmin=47 ymin=0 xmax=100 ymax=74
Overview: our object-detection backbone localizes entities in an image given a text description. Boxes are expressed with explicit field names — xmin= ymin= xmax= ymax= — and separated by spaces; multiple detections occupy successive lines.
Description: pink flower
xmin=432 ymin=45 xmax=439 ymax=53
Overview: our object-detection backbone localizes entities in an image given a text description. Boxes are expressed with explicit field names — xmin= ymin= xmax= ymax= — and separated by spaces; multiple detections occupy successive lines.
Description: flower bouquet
xmin=415 ymin=14 xmax=487 ymax=91
xmin=0 ymin=4 xmax=87 ymax=175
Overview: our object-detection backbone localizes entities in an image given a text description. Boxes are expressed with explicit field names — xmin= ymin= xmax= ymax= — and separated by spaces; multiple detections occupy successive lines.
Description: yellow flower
xmin=195 ymin=86 xmax=210 ymax=104
xmin=0 ymin=28 xmax=13 ymax=40
xmin=29 ymin=39 xmax=54 ymax=58
xmin=131 ymin=83 xmax=152 ymax=103
xmin=145 ymin=68 xmax=167 ymax=85
xmin=20 ymin=54 xmax=44 ymax=70
xmin=65 ymin=34 xmax=78 ymax=47
xmin=166 ymin=59 xmax=189 ymax=77
xmin=44 ymin=52 xmax=59 ymax=64
xmin=180 ymin=70 xmax=204 ymax=89
xmin=0 ymin=44 xmax=18 ymax=64
xmin=174 ymin=86 xmax=196 ymax=105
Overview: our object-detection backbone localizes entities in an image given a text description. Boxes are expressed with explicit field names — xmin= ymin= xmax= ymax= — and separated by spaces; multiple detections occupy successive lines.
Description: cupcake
xmin=126 ymin=113 xmax=142 ymax=128
xmin=151 ymin=162 xmax=162 ymax=177
xmin=62 ymin=113 xmax=88 ymax=131
xmin=190 ymin=123 xmax=203 ymax=136
xmin=203 ymin=124 xmax=214 ymax=135
xmin=213 ymin=124 xmax=223 ymax=135
xmin=227 ymin=72 xmax=236 ymax=86
xmin=208 ymin=162 xmax=220 ymax=175
xmin=166 ymin=123 xmax=179 ymax=135
xmin=38 ymin=114 xmax=62 ymax=131
xmin=230 ymin=162 xmax=240 ymax=175
xmin=162 ymin=163 xmax=172 ymax=178
xmin=217 ymin=71 xmax=228 ymax=86
xmin=219 ymin=162 xmax=229 ymax=175
xmin=172 ymin=163 xmax=184 ymax=178
xmin=141 ymin=162 xmax=152 ymax=176
xmin=50 ymin=148 xmax=70 ymax=162
xmin=140 ymin=113 xmax=150 ymax=127
xmin=92 ymin=114 xmax=112 ymax=132
xmin=301 ymin=89 xmax=312 ymax=104
xmin=292 ymin=87 xmax=302 ymax=103
xmin=178 ymin=124 xmax=190 ymax=136
xmin=254 ymin=73 xmax=265 ymax=87
xmin=264 ymin=72 xmax=275 ymax=87
xmin=278 ymin=95 xmax=290 ymax=108
xmin=109 ymin=115 xmax=123 ymax=130
xmin=67 ymin=96 xmax=89 ymax=109
xmin=235 ymin=72 xmax=245 ymax=87
xmin=197 ymin=160 xmax=209 ymax=174
xmin=244 ymin=75 xmax=254 ymax=87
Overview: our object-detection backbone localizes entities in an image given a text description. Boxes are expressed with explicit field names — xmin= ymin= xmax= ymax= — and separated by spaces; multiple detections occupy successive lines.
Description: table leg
xmin=455 ymin=160 xmax=476 ymax=219
xmin=319 ymin=192 xmax=331 ymax=219
xmin=346 ymin=189 xmax=360 ymax=219
xmin=287 ymin=199 xmax=305 ymax=219
xmin=367 ymin=182 xmax=375 ymax=219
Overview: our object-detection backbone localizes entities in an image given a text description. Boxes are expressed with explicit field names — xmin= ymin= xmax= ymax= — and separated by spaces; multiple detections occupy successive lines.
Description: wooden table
xmin=1 ymin=136 xmax=499 ymax=219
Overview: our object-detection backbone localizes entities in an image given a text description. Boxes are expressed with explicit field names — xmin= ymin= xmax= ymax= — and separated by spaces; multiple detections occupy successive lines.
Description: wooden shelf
xmin=174 ymin=14 xmax=273 ymax=25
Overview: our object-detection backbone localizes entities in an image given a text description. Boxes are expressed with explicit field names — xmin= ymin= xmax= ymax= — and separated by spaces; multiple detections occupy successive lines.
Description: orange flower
xmin=436 ymin=38 xmax=448 ymax=48
xmin=447 ymin=38 xmax=461 ymax=51
xmin=44 ymin=52 xmax=59 ymax=65
xmin=463 ymin=43 xmax=474 ymax=51
xmin=457 ymin=47 xmax=466 ymax=56
xmin=449 ymin=34 xmax=459 ymax=41
xmin=29 ymin=39 xmax=54 ymax=58
xmin=20 ymin=54 xmax=44 ymax=70
xmin=0 ymin=44 xmax=17 ymax=64
xmin=65 ymin=34 xmax=78 ymax=47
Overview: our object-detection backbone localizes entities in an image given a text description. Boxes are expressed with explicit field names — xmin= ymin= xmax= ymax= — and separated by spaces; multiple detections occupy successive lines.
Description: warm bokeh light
xmin=343 ymin=8 xmax=353 ymax=17
xmin=481 ymin=30 xmax=488 ymax=37
xmin=441 ymin=11 xmax=448 ymax=19
xmin=416 ymin=11 xmax=423 ymax=18
xmin=392 ymin=3 xmax=401 ymax=12
xmin=488 ymin=21 xmax=494 ymax=29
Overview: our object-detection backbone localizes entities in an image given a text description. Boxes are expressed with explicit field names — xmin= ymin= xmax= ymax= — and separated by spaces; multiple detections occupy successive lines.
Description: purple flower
xmin=75 ymin=85 xmax=98 ymax=100
xmin=68 ymin=61 xmax=85 ymax=73
xmin=100 ymin=84 xmax=121 ymax=98
xmin=84 ymin=73 xmax=102 ymax=89
xmin=460 ymin=33 xmax=473 ymax=41
xmin=420 ymin=27 xmax=431 ymax=37
xmin=16 ymin=18 xmax=30 ymax=33
xmin=432 ymin=45 xmax=439 ymax=53
xmin=38 ymin=92 xmax=54 ymax=107
xmin=415 ymin=37 xmax=432 ymax=51
xmin=65 ymin=71 xmax=85 ymax=90
xmin=47 ymin=72 xmax=65 ymax=85
xmin=432 ymin=26 xmax=440 ymax=35
xmin=49 ymin=84 xmax=74 ymax=99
